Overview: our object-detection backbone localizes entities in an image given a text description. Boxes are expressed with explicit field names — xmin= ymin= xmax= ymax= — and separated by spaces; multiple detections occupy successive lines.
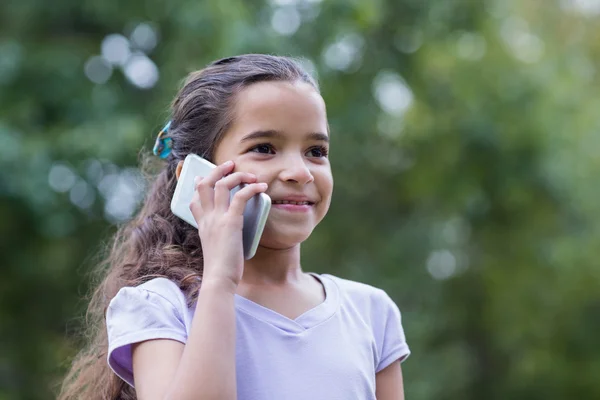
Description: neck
xmin=241 ymin=244 xmax=304 ymax=285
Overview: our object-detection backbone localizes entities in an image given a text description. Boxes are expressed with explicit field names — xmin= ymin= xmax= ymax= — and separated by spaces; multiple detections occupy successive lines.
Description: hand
xmin=190 ymin=160 xmax=268 ymax=289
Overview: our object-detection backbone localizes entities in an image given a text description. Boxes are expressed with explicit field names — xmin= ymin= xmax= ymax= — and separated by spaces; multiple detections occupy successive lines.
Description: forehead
xmin=227 ymin=80 xmax=328 ymax=139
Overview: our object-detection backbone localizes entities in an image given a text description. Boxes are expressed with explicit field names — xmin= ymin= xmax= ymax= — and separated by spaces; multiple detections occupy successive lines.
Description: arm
xmin=132 ymin=279 xmax=237 ymax=400
xmin=375 ymin=288 xmax=409 ymax=399
xmin=130 ymin=162 xmax=268 ymax=400
xmin=375 ymin=361 xmax=404 ymax=400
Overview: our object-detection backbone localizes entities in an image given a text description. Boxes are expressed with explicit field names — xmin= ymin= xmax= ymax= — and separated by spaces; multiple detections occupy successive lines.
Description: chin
xmin=259 ymin=223 xmax=314 ymax=249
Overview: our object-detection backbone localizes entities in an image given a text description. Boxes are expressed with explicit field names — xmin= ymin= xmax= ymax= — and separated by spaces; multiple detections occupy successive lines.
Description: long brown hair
xmin=58 ymin=54 xmax=318 ymax=400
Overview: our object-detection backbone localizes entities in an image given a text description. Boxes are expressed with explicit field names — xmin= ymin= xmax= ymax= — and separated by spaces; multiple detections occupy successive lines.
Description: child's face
xmin=213 ymin=80 xmax=333 ymax=249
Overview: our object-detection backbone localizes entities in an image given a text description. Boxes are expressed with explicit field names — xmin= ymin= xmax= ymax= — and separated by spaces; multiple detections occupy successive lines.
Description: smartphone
xmin=171 ymin=154 xmax=271 ymax=260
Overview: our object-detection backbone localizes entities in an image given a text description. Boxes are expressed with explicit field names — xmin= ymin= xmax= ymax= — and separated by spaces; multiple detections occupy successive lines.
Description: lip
xmin=271 ymin=203 xmax=313 ymax=212
xmin=270 ymin=195 xmax=316 ymax=204
xmin=269 ymin=195 xmax=317 ymax=212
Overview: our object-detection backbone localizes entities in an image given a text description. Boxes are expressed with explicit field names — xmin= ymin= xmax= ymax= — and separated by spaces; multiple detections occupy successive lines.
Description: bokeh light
xmin=48 ymin=163 xmax=77 ymax=193
xmin=3 ymin=1 xmax=600 ymax=399
xmin=123 ymin=53 xmax=159 ymax=89
xmin=322 ymin=33 xmax=364 ymax=71
xmin=84 ymin=56 xmax=113 ymax=84
xmin=101 ymin=34 xmax=131 ymax=66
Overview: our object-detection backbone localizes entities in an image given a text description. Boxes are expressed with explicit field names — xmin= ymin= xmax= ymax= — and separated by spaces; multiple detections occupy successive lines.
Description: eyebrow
xmin=240 ymin=130 xmax=329 ymax=143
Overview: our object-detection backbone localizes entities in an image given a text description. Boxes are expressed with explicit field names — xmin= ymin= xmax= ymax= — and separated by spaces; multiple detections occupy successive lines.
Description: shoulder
xmin=321 ymin=273 xmax=392 ymax=306
xmin=105 ymin=278 xmax=189 ymax=387
xmin=136 ymin=277 xmax=188 ymax=306
xmin=108 ymin=277 xmax=187 ymax=311
xmin=321 ymin=274 xmax=410 ymax=369
xmin=105 ymin=277 xmax=189 ymax=356
xmin=106 ymin=277 xmax=190 ymax=334
xmin=320 ymin=273 xmax=400 ymax=326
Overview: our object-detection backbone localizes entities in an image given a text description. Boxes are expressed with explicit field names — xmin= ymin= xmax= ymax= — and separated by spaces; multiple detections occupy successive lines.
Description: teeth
xmin=273 ymin=200 xmax=311 ymax=205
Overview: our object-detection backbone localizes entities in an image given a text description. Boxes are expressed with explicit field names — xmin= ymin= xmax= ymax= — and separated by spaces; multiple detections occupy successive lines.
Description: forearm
xmin=166 ymin=279 xmax=237 ymax=400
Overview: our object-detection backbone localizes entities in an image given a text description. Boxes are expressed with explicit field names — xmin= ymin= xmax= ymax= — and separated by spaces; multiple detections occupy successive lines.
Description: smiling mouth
xmin=272 ymin=200 xmax=314 ymax=205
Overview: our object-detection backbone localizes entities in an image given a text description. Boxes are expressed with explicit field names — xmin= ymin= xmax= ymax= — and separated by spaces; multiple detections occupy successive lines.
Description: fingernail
xmin=224 ymin=160 xmax=234 ymax=167
xmin=194 ymin=176 xmax=202 ymax=184
xmin=260 ymin=183 xmax=268 ymax=189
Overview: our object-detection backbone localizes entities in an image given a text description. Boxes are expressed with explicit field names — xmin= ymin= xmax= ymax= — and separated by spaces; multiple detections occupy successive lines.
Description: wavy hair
xmin=58 ymin=54 xmax=318 ymax=400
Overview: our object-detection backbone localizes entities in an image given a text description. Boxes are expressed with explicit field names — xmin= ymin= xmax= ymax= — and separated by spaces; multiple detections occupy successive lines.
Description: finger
xmin=202 ymin=160 xmax=235 ymax=189
xmin=195 ymin=175 xmax=215 ymax=211
xmin=228 ymin=183 xmax=268 ymax=216
xmin=195 ymin=161 xmax=234 ymax=210
xmin=214 ymin=172 xmax=257 ymax=212
xmin=189 ymin=189 xmax=204 ymax=224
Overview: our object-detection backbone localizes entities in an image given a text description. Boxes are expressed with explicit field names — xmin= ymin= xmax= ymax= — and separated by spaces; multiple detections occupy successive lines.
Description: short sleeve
xmin=106 ymin=284 xmax=188 ymax=387
xmin=375 ymin=290 xmax=410 ymax=373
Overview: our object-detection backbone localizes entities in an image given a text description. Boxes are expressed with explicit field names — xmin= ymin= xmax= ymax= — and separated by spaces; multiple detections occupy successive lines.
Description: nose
xmin=279 ymin=154 xmax=314 ymax=185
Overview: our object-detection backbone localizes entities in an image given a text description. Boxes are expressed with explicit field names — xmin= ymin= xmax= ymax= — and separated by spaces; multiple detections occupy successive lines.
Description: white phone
xmin=171 ymin=154 xmax=271 ymax=260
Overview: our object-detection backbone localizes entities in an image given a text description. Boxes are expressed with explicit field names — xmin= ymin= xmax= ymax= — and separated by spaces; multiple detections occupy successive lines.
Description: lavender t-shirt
xmin=106 ymin=273 xmax=410 ymax=399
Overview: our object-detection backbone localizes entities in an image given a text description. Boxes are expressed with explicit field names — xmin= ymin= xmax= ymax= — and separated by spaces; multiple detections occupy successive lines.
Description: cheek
xmin=212 ymin=138 xmax=238 ymax=166
xmin=316 ymin=170 xmax=334 ymax=210
xmin=231 ymin=158 xmax=264 ymax=178
xmin=317 ymin=168 xmax=334 ymax=195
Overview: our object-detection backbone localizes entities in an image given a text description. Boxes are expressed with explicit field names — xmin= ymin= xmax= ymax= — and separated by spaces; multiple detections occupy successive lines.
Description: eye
xmin=306 ymin=146 xmax=329 ymax=158
xmin=249 ymin=143 xmax=275 ymax=154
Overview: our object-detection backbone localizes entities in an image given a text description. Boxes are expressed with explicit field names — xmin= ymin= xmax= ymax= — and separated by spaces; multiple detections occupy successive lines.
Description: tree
xmin=1 ymin=0 xmax=599 ymax=398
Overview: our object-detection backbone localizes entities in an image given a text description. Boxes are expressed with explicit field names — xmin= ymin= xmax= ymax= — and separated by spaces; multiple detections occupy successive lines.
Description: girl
xmin=60 ymin=54 xmax=410 ymax=400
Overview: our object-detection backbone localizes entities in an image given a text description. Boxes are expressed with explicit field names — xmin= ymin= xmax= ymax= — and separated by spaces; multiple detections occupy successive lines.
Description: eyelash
xmin=249 ymin=143 xmax=329 ymax=158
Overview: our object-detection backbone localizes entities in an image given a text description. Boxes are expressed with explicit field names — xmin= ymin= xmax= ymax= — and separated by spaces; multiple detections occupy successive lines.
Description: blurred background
xmin=1 ymin=0 xmax=600 ymax=399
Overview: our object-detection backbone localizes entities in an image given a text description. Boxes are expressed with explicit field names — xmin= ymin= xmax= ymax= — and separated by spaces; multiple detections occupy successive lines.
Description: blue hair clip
xmin=153 ymin=121 xmax=173 ymax=159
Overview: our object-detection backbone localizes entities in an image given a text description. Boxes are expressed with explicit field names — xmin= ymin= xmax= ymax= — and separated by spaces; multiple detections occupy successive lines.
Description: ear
xmin=176 ymin=160 xmax=184 ymax=180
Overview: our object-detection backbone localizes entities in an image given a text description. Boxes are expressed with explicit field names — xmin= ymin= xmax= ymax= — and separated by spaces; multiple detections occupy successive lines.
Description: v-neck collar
xmin=234 ymin=273 xmax=340 ymax=334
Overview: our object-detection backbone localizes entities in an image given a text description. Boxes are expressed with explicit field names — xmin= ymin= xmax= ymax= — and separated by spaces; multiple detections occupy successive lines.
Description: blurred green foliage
xmin=1 ymin=0 xmax=600 ymax=399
